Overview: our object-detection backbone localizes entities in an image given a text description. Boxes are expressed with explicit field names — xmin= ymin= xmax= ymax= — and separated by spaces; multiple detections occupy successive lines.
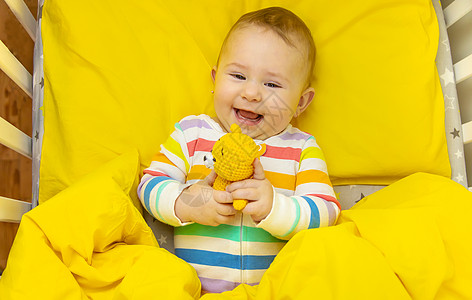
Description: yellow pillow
xmin=292 ymin=0 xmax=450 ymax=185
xmin=40 ymin=0 xmax=449 ymax=203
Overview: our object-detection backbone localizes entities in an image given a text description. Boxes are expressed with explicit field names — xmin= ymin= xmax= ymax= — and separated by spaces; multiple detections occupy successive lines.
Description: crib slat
xmin=453 ymin=54 xmax=472 ymax=84
xmin=3 ymin=0 xmax=36 ymax=41
xmin=0 ymin=196 xmax=31 ymax=223
xmin=0 ymin=39 xmax=32 ymax=98
xmin=463 ymin=121 xmax=472 ymax=144
xmin=0 ymin=116 xmax=32 ymax=159
xmin=444 ymin=0 xmax=472 ymax=28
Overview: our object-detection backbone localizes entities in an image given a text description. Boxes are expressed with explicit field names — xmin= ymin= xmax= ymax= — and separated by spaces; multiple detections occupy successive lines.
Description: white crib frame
xmin=1 ymin=0 xmax=472 ymax=224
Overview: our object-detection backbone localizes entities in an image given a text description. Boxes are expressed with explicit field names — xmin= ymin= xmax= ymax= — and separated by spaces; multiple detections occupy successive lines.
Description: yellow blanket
xmin=1 ymin=152 xmax=471 ymax=299
xmin=0 ymin=152 xmax=201 ymax=299
xmin=203 ymin=172 xmax=472 ymax=299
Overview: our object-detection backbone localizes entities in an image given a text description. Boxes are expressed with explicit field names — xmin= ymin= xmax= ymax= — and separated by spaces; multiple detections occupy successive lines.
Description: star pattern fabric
xmin=440 ymin=67 xmax=455 ymax=86
xmin=450 ymin=128 xmax=460 ymax=139
xmin=433 ymin=0 xmax=468 ymax=190
xmin=158 ymin=234 xmax=167 ymax=245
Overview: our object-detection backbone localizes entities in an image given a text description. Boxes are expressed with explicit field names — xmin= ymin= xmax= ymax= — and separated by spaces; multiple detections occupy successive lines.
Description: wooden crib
xmin=1 ymin=0 xmax=471 ymax=276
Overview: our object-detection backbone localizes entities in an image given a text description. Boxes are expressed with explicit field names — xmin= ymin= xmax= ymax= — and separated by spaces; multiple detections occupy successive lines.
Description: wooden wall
xmin=0 ymin=0 xmax=37 ymax=271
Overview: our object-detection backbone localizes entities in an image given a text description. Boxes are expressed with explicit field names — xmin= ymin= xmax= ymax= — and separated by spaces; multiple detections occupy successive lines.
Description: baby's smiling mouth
xmin=234 ymin=108 xmax=263 ymax=125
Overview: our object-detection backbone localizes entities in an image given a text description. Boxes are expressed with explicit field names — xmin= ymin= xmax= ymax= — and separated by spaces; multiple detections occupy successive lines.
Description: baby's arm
xmin=138 ymin=151 xmax=191 ymax=227
xmin=139 ymin=120 xmax=236 ymax=226
xmin=139 ymin=152 xmax=236 ymax=227
xmin=258 ymin=138 xmax=340 ymax=240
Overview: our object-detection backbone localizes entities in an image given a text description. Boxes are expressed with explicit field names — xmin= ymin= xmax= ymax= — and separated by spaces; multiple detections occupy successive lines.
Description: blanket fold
xmin=1 ymin=168 xmax=471 ymax=299
xmin=202 ymin=173 xmax=472 ymax=299
xmin=0 ymin=151 xmax=201 ymax=299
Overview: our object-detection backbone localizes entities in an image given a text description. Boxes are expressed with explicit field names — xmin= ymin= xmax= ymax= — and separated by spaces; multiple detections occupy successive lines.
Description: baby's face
xmin=212 ymin=26 xmax=310 ymax=140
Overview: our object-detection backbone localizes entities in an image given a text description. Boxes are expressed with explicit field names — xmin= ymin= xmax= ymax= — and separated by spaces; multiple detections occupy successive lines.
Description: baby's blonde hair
xmin=217 ymin=7 xmax=316 ymax=87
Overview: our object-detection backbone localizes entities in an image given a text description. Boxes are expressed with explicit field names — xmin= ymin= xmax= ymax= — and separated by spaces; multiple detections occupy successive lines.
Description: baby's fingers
xmin=213 ymin=190 xmax=233 ymax=204
xmin=252 ymin=158 xmax=266 ymax=180
xmin=204 ymin=170 xmax=217 ymax=186
xmin=226 ymin=179 xmax=258 ymax=192
xmin=216 ymin=203 xmax=236 ymax=216
xmin=230 ymin=188 xmax=259 ymax=201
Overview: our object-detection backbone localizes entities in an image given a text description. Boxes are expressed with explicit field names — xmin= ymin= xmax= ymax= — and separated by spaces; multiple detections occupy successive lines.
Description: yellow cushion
xmin=40 ymin=0 xmax=449 ymax=203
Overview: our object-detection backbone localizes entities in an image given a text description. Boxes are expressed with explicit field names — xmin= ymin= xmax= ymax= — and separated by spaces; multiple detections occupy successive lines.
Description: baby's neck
xmin=211 ymin=116 xmax=228 ymax=133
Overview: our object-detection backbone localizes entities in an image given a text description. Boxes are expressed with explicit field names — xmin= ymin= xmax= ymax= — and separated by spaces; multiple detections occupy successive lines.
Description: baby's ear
xmin=257 ymin=144 xmax=266 ymax=157
xmin=211 ymin=66 xmax=217 ymax=82
xmin=296 ymin=87 xmax=315 ymax=117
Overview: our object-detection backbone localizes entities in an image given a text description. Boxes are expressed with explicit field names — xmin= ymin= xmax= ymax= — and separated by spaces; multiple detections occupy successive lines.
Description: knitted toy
xmin=204 ymin=124 xmax=266 ymax=210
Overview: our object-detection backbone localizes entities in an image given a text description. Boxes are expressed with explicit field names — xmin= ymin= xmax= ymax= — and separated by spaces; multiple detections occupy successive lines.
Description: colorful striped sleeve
xmin=257 ymin=136 xmax=340 ymax=240
xmin=138 ymin=122 xmax=192 ymax=227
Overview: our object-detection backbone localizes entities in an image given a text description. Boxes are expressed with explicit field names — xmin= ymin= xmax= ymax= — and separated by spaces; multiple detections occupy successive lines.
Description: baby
xmin=138 ymin=7 xmax=340 ymax=294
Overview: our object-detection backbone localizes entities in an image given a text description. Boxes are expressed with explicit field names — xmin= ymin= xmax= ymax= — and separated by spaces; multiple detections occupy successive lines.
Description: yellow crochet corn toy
xmin=204 ymin=124 xmax=266 ymax=210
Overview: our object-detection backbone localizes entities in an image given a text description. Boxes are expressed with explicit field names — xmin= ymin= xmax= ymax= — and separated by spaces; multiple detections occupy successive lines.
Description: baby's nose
xmin=242 ymin=80 xmax=262 ymax=102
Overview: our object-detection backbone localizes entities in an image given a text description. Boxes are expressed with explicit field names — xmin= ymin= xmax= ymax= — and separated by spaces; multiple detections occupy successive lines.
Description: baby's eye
xmin=265 ymin=82 xmax=281 ymax=88
xmin=231 ymin=73 xmax=246 ymax=80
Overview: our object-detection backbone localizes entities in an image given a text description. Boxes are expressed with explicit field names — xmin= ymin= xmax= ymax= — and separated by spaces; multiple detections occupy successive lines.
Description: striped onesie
xmin=138 ymin=114 xmax=340 ymax=293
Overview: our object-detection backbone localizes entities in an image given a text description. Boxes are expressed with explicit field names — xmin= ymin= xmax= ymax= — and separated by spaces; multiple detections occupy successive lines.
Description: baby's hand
xmin=226 ymin=158 xmax=273 ymax=223
xmin=175 ymin=171 xmax=236 ymax=226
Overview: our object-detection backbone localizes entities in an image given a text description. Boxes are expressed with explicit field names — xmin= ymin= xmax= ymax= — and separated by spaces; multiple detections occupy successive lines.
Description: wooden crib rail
xmin=454 ymin=54 xmax=472 ymax=85
xmin=443 ymin=0 xmax=472 ymax=28
xmin=464 ymin=121 xmax=472 ymax=145
xmin=0 ymin=0 xmax=35 ymax=223
xmin=3 ymin=0 xmax=36 ymax=41
xmin=0 ymin=37 xmax=32 ymax=98
xmin=0 ymin=196 xmax=31 ymax=223
xmin=0 ymin=117 xmax=32 ymax=159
